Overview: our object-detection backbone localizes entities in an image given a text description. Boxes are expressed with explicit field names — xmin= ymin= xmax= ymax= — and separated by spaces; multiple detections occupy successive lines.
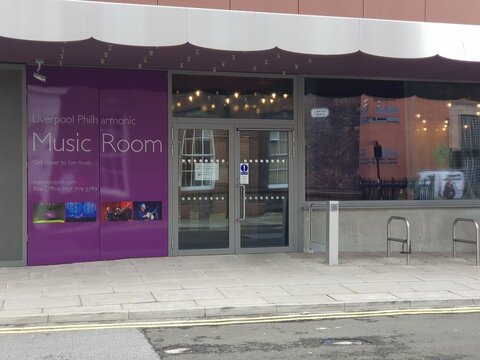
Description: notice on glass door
xmin=195 ymin=162 xmax=219 ymax=181
xmin=240 ymin=163 xmax=249 ymax=185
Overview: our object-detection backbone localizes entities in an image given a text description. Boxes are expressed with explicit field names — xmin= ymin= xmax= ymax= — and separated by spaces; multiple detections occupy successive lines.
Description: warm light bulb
xmin=234 ymin=92 xmax=239 ymax=99
xmin=444 ymin=120 xmax=449 ymax=124
xmin=195 ymin=90 xmax=200 ymax=97
xmin=283 ymin=93 xmax=288 ymax=99
xmin=422 ymin=120 xmax=427 ymax=124
xmin=464 ymin=124 xmax=469 ymax=129
xmin=447 ymin=102 xmax=452 ymax=107
xmin=271 ymin=93 xmax=276 ymax=99
xmin=423 ymin=127 xmax=427 ymax=131
xmin=211 ymin=104 xmax=216 ymax=109
xmin=176 ymin=102 xmax=181 ymax=107
xmin=225 ymin=98 xmax=230 ymax=104
xmin=261 ymin=98 xmax=266 ymax=104
xmin=416 ymin=114 xmax=421 ymax=118
xmin=188 ymin=96 xmax=193 ymax=102
xmin=270 ymin=99 xmax=274 ymax=104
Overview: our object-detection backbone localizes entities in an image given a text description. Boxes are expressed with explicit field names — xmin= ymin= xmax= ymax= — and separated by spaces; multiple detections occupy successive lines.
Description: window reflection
xmin=305 ymin=79 xmax=480 ymax=201
xmin=172 ymin=75 xmax=293 ymax=120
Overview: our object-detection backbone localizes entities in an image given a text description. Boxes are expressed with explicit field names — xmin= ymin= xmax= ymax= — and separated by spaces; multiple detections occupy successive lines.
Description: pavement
xmin=1 ymin=252 xmax=480 ymax=326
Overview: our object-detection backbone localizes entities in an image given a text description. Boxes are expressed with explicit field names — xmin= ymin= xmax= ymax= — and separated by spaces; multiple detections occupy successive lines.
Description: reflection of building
xmin=180 ymin=129 xmax=218 ymax=191
xmin=359 ymin=96 xmax=407 ymax=181
xmin=304 ymin=95 xmax=361 ymax=200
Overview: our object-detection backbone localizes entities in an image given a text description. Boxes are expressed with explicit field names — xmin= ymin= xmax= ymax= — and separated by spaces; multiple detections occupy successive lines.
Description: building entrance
xmin=172 ymin=124 xmax=295 ymax=255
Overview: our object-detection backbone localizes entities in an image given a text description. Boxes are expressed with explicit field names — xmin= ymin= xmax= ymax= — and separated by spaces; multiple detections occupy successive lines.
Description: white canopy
xmin=2 ymin=0 xmax=480 ymax=62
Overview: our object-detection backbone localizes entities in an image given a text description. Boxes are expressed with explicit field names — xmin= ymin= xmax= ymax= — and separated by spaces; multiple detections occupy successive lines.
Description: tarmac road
xmin=0 ymin=312 xmax=479 ymax=359
xmin=144 ymin=313 xmax=480 ymax=360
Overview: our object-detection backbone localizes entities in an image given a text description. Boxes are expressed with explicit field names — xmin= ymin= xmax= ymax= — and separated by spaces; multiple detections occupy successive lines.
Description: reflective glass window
xmin=172 ymin=75 xmax=293 ymax=120
xmin=305 ymin=78 xmax=480 ymax=201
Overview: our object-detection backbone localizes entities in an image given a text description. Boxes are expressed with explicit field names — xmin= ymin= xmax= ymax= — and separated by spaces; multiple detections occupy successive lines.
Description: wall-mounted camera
xmin=33 ymin=59 xmax=47 ymax=82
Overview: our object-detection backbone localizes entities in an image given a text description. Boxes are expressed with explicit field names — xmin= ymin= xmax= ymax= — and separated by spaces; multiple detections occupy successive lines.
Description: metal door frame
xmin=170 ymin=120 xmax=296 ymax=255
xmin=171 ymin=123 xmax=235 ymax=256
xmin=233 ymin=124 xmax=296 ymax=254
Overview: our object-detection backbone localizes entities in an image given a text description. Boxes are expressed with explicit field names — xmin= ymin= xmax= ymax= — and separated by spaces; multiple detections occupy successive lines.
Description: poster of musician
xmin=102 ymin=201 xmax=133 ymax=222
xmin=33 ymin=202 xmax=65 ymax=224
xmin=65 ymin=202 xmax=97 ymax=223
xmin=133 ymin=201 xmax=162 ymax=221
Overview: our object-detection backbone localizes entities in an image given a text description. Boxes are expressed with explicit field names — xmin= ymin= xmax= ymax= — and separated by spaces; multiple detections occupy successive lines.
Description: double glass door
xmin=173 ymin=125 xmax=293 ymax=254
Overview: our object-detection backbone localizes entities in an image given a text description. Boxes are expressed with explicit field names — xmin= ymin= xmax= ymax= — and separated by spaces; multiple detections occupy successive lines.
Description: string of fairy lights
xmin=172 ymin=90 xmax=292 ymax=115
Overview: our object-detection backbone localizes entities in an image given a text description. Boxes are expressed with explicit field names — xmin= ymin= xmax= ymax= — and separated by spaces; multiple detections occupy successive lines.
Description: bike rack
xmin=453 ymin=218 xmax=480 ymax=266
xmin=387 ymin=216 xmax=411 ymax=265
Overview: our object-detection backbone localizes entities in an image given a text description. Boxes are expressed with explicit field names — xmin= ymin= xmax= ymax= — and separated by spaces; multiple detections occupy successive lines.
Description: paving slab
xmin=112 ymin=281 xmax=182 ymax=293
xmin=0 ymin=252 xmax=479 ymax=326
xmin=281 ymin=284 xmax=354 ymax=296
xmin=218 ymin=285 xmax=291 ymax=298
xmin=151 ymin=288 xmax=225 ymax=302
xmin=342 ymin=282 xmax=416 ymax=294
xmin=81 ymin=292 xmax=155 ymax=306
xmin=3 ymin=295 xmax=81 ymax=311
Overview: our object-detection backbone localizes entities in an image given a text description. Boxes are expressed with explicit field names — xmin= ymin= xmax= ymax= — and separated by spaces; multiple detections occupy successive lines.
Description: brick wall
xmin=90 ymin=0 xmax=480 ymax=25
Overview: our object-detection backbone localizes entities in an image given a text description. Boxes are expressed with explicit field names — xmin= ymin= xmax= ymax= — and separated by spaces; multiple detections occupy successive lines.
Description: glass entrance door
xmin=177 ymin=128 xmax=231 ymax=251
xmin=235 ymin=130 xmax=291 ymax=251
xmin=174 ymin=126 xmax=292 ymax=254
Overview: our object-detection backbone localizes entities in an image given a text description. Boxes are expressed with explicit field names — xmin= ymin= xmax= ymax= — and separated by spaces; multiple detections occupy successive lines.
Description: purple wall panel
xmin=27 ymin=67 xmax=100 ymax=265
xmin=99 ymin=69 xmax=168 ymax=260
xmin=27 ymin=67 xmax=169 ymax=265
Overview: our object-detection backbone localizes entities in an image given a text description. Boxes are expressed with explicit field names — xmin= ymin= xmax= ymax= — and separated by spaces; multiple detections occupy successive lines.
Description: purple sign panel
xmin=28 ymin=67 xmax=168 ymax=265
xmin=28 ymin=67 xmax=100 ymax=265
xmin=99 ymin=69 xmax=168 ymax=260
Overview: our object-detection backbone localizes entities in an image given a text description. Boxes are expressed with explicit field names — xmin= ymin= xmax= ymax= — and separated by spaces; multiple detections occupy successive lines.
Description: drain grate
xmin=164 ymin=348 xmax=190 ymax=355
xmin=322 ymin=338 xmax=371 ymax=346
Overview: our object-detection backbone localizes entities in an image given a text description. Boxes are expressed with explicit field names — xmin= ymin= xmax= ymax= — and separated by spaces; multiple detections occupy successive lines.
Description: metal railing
xmin=453 ymin=218 xmax=480 ymax=266
xmin=387 ymin=216 xmax=411 ymax=265
xmin=304 ymin=202 xmax=338 ymax=265
xmin=308 ymin=203 xmax=327 ymax=247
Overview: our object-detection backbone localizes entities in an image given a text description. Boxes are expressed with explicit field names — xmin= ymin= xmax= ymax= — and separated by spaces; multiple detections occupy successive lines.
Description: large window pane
xmin=305 ymin=78 xmax=480 ymax=201
xmin=172 ymin=75 xmax=293 ymax=120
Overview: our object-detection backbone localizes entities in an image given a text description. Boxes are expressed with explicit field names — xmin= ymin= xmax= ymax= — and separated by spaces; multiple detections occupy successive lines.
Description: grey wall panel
xmin=304 ymin=206 xmax=480 ymax=253
xmin=0 ymin=68 xmax=24 ymax=263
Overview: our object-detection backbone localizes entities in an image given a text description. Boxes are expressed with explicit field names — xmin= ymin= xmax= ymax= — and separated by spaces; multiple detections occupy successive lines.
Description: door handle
xmin=237 ymin=184 xmax=246 ymax=221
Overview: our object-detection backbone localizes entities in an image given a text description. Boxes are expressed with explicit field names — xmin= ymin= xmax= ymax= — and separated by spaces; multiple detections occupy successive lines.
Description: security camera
xmin=33 ymin=59 xmax=46 ymax=82
xmin=33 ymin=72 xmax=47 ymax=82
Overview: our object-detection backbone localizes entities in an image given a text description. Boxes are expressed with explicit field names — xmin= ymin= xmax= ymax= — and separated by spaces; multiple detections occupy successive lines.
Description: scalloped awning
xmin=3 ymin=0 xmax=480 ymax=80
xmin=2 ymin=0 xmax=480 ymax=61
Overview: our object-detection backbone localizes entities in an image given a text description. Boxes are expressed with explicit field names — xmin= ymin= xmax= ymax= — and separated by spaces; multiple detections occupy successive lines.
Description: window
xmin=172 ymin=75 xmax=293 ymax=120
xmin=305 ymin=78 xmax=480 ymax=201
xmin=268 ymin=131 xmax=288 ymax=188
xmin=179 ymin=129 xmax=216 ymax=191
